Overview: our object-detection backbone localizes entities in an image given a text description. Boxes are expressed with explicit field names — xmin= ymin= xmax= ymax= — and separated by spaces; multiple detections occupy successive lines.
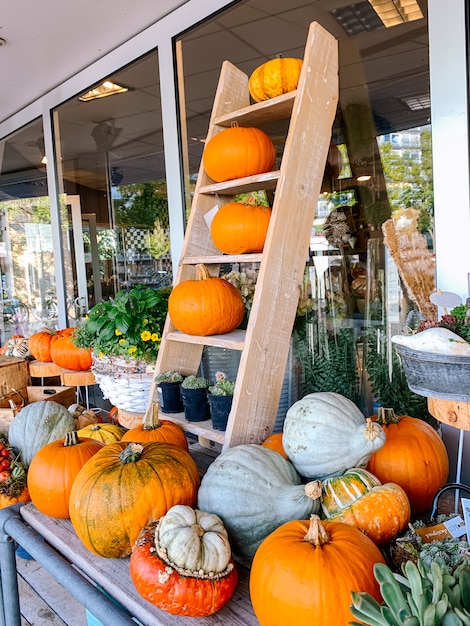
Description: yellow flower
xmin=141 ymin=330 xmax=151 ymax=342
xmin=151 ymin=333 xmax=160 ymax=342
xmin=128 ymin=346 xmax=137 ymax=354
xmin=98 ymin=351 xmax=104 ymax=358
xmin=115 ymin=329 xmax=123 ymax=336
xmin=119 ymin=338 xmax=126 ymax=346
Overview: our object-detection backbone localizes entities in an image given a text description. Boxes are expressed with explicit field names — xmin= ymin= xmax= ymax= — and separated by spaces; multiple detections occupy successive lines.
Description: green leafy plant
xmin=208 ymin=371 xmax=235 ymax=396
xmin=73 ymin=285 xmax=170 ymax=364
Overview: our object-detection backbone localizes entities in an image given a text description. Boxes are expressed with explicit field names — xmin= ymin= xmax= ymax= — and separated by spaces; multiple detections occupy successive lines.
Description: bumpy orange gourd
xmin=76 ymin=422 xmax=125 ymax=444
xmin=0 ymin=486 xmax=30 ymax=509
xmin=69 ymin=441 xmax=200 ymax=558
xmin=210 ymin=195 xmax=272 ymax=254
xmin=27 ymin=431 xmax=104 ymax=518
xmin=261 ymin=432 xmax=287 ymax=459
xmin=248 ymin=57 xmax=303 ymax=102
xmin=50 ymin=332 xmax=92 ymax=371
xmin=121 ymin=403 xmax=188 ymax=451
xmin=366 ymin=407 xmax=449 ymax=514
xmin=250 ymin=515 xmax=385 ymax=626
xmin=169 ymin=264 xmax=244 ymax=336
xmin=203 ymin=126 xmax=275 ymax=183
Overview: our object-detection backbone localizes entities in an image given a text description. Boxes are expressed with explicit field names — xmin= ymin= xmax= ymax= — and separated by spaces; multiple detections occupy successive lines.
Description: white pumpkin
xmin=282 ymin=392 xmax=386 ymax=480
xmin=197 ymin=444 xmax=322 ymax=561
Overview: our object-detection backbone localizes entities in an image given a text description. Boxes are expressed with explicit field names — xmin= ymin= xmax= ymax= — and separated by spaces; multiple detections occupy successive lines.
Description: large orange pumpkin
xmin=203 ymin=126 xmax=275 ymax=183
xmin=50 ymin=332 xmax=92 ymax=371
xmin=250 ymin=514 xmax=385 ymax=626
xmin=248 ymin=57 xmax=303 ymax=102
xmin=210 ymin=195 xmax=272 ymax=254
xmin=27 ymin=431 xmax=104 ymax=518
xmin=169 ymin=264 xmax=245 ymax=336
xmin=28 ymin=329 xmax=60 ymax=362
xmin=121 ymin=403 xmax=188 ymax=450
xmin=366 ymin=407 xmax=449 ymax=515
xmin=69 ymin=441 xmax=201 ymax=558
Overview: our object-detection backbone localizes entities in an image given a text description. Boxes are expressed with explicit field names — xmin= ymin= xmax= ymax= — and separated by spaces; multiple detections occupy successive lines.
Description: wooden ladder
xmin=149 ymin=21 xmax=338 ymax=450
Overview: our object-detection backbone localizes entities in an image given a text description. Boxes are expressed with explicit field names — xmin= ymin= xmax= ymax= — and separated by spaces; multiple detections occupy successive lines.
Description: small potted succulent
xmin=154 ymin=370 xmax=184 ymax=414
xmin=208 ymin=371 xmax=235 ymax=431
xmin=180 ymin=375 xmax=210 ymax=422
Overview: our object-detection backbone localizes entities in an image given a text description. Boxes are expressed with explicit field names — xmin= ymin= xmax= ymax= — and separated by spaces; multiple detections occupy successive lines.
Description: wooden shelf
xmin=166 ymin=329 xmax=246 ymax=351
xmin=198 ymin=170 xmax=280 ymax=196
xmin=158 ymin=411 xmax=226 ymax=445
xmin=213 ymin=90 xmax=296 ymax=127
xmin=182 ymin=253 xmax=263 ymax=265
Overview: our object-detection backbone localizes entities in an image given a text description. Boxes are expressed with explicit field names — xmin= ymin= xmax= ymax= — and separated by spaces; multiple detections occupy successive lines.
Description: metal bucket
xmin=393 ymin=343 xmax=470 ymax=402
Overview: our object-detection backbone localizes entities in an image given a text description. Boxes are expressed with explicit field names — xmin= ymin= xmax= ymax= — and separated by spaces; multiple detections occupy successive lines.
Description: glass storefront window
xmin=52 ymin=49 xmax=171 ymax=326
xmin=0 ymin=118 xmax=57 ymax=343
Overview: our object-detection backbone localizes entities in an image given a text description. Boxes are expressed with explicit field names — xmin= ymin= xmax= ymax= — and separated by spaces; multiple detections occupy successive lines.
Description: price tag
xmin=204 ymin=204 xmax=219 ymax=230
xmin=429 ymin=290 xmax=461 ymax=311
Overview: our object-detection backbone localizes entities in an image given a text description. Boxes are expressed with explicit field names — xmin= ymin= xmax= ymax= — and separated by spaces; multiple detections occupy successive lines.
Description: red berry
xmin=0 ymin=448 xmax=11 ymax=458
xmin=0 ymin=459 xmax=10 ymax=469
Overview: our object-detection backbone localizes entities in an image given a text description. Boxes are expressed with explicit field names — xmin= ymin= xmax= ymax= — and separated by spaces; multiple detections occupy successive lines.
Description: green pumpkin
xmin=8 ymin=400 xmax=76 ymax=466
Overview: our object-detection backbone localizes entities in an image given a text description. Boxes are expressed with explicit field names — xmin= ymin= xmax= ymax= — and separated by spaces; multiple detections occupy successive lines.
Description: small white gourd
xmin=282 ymin=392 xmax=386 ymax=480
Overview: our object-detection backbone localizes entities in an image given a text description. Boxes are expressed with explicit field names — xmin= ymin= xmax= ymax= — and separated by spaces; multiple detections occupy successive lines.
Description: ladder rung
xmin=199 ymin=170 xmax=280 ymax=196
xmin=213 ymin=91 xmax=296 ymax=127
xmin=166 ymin=329 xmax=246 ymax=350
xmin=157 ymin=412 xmax=226 ymax=445
xmin=182 ymin=253 xmax=263 ymax=265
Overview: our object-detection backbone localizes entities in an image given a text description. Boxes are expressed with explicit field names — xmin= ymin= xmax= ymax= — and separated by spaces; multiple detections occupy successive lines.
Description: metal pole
xmin=0 ymin=506 xmax=21 ymax=626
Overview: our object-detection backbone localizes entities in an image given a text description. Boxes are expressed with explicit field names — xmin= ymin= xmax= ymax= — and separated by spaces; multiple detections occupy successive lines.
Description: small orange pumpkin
xmin=261 ymin=432 xmax=287 ymax=459
xmin=50 ymin=332 xmax=92 ymax=371
xmin=210 ymin=195 xmax=272 ymax=254
xmin=203 ymin=125 xmax=275 ymax=183
xmin=169 ymin=264 xmax=244 ymax=336
xmin=366 ymin=407 xmax=449 ymax=514
xmin=28 ymin=329 xmax=59 ymax=362
xmin=248 ymin=57 xmax=303 ymax=102
xmin=121 ymin=403 xmax=188 ymax=451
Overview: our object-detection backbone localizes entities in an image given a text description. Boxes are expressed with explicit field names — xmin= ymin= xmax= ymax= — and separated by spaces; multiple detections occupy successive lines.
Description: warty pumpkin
xmin=8 ymin=400 xmax=77 ymax=467
xmin=366 ymin=407 xmax=449 ymax=515
xmin=248 ymin=56 xmax=303 ymax=102
xmin=249 ymin=514 xmax=385 ymax=626
xmin=210 ymin=195 xmax=272 ymax=254
xmin=27 ymin=431 xmax=104 ymax=518
xmin=282 ymin=392 xmax=386 ymax=479
xmin=202 ymin=125 xmax=276 ymax=183
xmin=76 ymin=422 xmax=125 ymax=444
xmin=50 ymin=332 xmax=92 ymax=371
xmin=321 ymin=468 xmax=411 ymax=545
xmin=197 ymin=444 xmax=322 ymax=561
xmin=168 ymin=264 xmax=244 ymax=336
xmin=130 ymin=505 xmax=238 ymax=617
xmin=121 ymin=403 xmax=188 ymax=450
xmin=69 ymin=441 xmax=200 ymax=558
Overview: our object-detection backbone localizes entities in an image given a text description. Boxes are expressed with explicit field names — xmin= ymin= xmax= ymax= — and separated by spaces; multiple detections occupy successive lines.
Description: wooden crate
xmin=0 ymin=356 xmax=30 ymax=396
xmin=0 ymin=386 xmax=76 ymax=436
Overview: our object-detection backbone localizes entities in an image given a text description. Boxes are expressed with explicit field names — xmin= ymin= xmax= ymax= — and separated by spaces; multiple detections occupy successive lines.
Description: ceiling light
xmin=79 ymin=81 xmax=131 ymax=102
xmin=402 ymin=93 xmax=430 ymax=110
xmin=368 ymin=0 xmax=424 ymax=28
xmin=330 ymin=2 xmax=384 ymax=37
xmin=41 ymin=155 xmax=47 ymax=165
xmin=357 ymin=174 xmax=372 ymax=181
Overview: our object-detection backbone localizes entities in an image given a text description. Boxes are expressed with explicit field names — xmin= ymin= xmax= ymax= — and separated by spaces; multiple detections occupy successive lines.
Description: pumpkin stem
xmin=142 ymin=402 xmax=162 ymax=431
xmin=304 ymin=480 xmax=322 ymax=501
xmin=244 ymin=194 xmax=260 ymax=207
xmin=119 ymin=443 xmax=144 ymax=464
xmin=64 ymin=431 xmax=80 ymax=446
xmin=304 ymin=514 xmax=330 ymax=546
xmin=195 ymin=264 xmax=212 ymax=281
xmin=363 ymin=418 xmax=383 ymax=442
xmin=376 ymin=407 xmax=400 ymax=425
xmin=90 ymin=424 xmax=101 ymax=431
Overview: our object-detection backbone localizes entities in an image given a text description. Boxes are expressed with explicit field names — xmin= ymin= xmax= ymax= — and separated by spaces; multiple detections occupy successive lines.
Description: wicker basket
xmin=91 ymin=355 xmax=154 ymax=414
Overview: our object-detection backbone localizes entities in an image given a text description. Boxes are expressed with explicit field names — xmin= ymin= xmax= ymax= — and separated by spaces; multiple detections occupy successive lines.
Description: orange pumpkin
xmin=27 ymin=431 xmax=104 ymax=518
xmin=69 ymin=441 xmax=201 ymax=557
xmin=250 ymin=514 xmax=385 ymax=626
xmin=28 ymin=329 xmax=59 ymax=362
xmin=366 ymin=407 xmax=449 ymax=514
xmin=248 ymin=57 xmax=303 ymax=102
xmin=261 ymin=432 xmax=287 ymax=459
xmin=210 ymin=195 xmax=272 ymax=254
xmin=169 ymin=264 xmax=245 ymax=336
xmin=122 ymin=404 xmax=188 ymax=450
xmin=50 ymin=332 xmax=92 ymax=371
xmin=0 ymin=486 xmax=30 ymax=509
xmin=203 ymin=126 xmax=276 ymax=183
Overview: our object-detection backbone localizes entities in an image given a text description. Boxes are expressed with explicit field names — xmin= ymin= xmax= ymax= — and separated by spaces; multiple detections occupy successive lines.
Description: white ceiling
xmin=0 ymin=0 xmax=188 ymax=124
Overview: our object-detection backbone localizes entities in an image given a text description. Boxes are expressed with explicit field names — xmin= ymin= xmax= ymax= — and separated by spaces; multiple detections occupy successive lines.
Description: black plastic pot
xmin=208 ymin=394 xmax=232 ymax=431
xmin=158 ymin=381 xmax=184 ymax=414
xmin=181 ymin=387 xmax=210 ymax=422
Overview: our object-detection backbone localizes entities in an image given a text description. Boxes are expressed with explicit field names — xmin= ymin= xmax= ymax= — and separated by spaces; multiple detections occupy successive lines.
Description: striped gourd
xmin=321 ymin=467 xmax=381 ymax=519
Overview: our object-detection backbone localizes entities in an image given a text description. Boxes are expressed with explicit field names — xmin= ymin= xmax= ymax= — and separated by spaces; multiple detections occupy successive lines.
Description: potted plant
xmin=73 ymin=285 xmax=170 ymax=415
xmin=180 ymin=375 xmax=210 ymax=422
xmin=154 ymin=370 xmax=184 ymax=414
xmin=208 ymin=371 xmax=234 ymax=431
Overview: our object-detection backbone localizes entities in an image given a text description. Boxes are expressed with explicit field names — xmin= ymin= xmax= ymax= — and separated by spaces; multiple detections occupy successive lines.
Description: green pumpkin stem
xmin=376 ymin=407 xmax=400 ymax=425
xmin=119 ymin=443 xmax=144 ymax=464
xmin=64 ymin=431 xmax=80 ymax=446
xmin=304 ymin=514 xmax=330 ymax=547
xmin=142 ymin=403 xmax=162 ymax=431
